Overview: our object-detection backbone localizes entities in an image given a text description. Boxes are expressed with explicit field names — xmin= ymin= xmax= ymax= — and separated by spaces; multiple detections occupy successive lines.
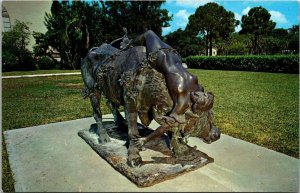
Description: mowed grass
xmin=2 ymin=75 xmax=110 ymax=192
xmin=2 ymin=70 xmax=299 ymax=191
xmin=189 ymin=69 xmax=299 ymax=158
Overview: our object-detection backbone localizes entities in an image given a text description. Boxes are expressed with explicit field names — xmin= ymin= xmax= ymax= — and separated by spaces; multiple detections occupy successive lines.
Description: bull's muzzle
xmin=203 ymin=127 xmax=221 ymax=144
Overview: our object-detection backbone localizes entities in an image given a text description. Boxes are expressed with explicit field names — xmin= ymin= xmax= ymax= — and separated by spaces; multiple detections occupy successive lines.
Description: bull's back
xmin=97 ymin=46 xmax=147 ymax=105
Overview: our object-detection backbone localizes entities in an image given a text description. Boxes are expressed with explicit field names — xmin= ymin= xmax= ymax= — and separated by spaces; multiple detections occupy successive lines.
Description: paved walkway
xmin=2 ymin=72 xmax=81 ymax=79
xmin=4 ymin=115 xmax=299 ymax=192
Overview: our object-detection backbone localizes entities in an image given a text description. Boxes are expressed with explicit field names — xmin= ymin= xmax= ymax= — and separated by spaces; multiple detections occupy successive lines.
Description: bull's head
xmin=183 ymin=91 xmax=221 ymax=144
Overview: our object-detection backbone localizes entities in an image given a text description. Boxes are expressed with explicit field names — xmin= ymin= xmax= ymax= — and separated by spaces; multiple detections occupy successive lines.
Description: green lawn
xmin=189 ymin=69 xmax=299 ymax=158
xmin=2 ymin=69 xmax=299 ymax=191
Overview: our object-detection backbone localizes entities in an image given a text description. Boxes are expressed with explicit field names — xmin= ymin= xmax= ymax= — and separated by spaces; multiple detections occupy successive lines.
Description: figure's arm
xmin=121 ymin=32 xmax=146 ymax=51
xmin=134 ymin=124 xmax=170 ymax=148
xmin=163 ymin=92 xmax=190 ymax=125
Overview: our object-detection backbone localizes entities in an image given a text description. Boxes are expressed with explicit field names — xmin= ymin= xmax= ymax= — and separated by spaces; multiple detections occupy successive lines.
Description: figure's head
xmin=183 ymin=91 xmax=220 ymax=144
xmin=191 ymin=91 xmax=214 ymax=112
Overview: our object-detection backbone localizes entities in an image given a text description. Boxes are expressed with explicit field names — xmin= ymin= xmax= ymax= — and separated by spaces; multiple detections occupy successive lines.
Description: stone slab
xmin=78 ymin=123 xmax=213 ymax=187
xmin=4 ymin=114 xmax=299 ymax=192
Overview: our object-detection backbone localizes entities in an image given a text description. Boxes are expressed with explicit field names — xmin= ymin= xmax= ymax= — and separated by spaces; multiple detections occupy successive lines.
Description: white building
xmin=2 ymin=1 xmax=52 ymax=51
xmin=207 ymin=48 xmax=218 ymax=56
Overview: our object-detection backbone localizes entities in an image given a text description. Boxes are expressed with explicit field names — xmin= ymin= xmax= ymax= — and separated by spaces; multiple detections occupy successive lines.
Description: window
xmin=2 ymin=5 xmax=11 ymax=32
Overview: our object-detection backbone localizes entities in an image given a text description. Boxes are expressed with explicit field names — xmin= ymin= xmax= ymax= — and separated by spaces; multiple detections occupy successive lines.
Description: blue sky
xmin=161 ymin=0 xmax=299 ymax=35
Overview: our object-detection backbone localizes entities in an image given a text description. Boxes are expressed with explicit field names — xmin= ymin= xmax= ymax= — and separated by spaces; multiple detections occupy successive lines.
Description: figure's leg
xmin=123 ymin=30 xmax=169 ymax=54
xmin=106 ymin=100 xmax=126 ymax=128
xmin=134 ymin=124 xmax=170 ymax=148
xmin=90 ymin=92 xmax=111 ymax=143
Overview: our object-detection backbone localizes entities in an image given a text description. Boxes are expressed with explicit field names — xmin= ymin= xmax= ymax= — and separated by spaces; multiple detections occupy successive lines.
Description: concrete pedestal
xmin=4 ymin=114 xmax=299 ymax=192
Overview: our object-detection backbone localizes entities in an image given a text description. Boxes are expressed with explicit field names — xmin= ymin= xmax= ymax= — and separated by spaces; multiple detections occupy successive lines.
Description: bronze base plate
xmin=78 ymin=121 xmax=213 ymax=187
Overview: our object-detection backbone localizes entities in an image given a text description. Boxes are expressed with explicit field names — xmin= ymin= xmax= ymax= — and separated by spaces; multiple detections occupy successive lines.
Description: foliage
xmin=36 ymin=56 xmax=59 ymax=70
xmin=261 ymin=36 xmax=286 ymax=55
xmin=240 ymin=6 xmax=276 ymax=54
xmin=186 ymin=55 xmax=299 ymax=73
xmin=2 ymin=20 xmax=36 ymax=71
xmin=287 ymin=25 xmax=299 ymax=53
xmin=40 ymin=1 xmax=99 ymax=69
xmin=164 ymin=4 xmax=297 ymax=57
xmin=186 ymin=2 xmax=237 ymax=56
xmin=101 ymin=1 xmax=171 ymax=41
xmin=165 ymin=28 xmax=205 ymax=57
xmin=35 ymin=1 xmax=171 ymax=70
xmin=32 ymin=32 xmax=51 ymax=57
xmin=216 ymin=33 xmax=250 ymax=55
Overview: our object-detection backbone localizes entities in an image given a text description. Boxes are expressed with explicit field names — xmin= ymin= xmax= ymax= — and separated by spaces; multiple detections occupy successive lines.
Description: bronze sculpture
xmin=81 ymin=30 xmax=220 ymax=167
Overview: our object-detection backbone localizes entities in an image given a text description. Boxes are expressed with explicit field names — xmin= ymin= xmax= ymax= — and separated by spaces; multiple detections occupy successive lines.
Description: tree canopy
xmin=34 ymin=1 xmax=171 ymax=69
xmin=33 ymin=1 xmax=297 ymax=69
xmin=3 ymin=20 xmax=35 ymax=71
xmin=240 ymin=6 xmax=276 ymax=54
xmin=165 ymin=28 xmax=205 ymax=57
xmin=186 ymin=2 xmax=237 ymax=56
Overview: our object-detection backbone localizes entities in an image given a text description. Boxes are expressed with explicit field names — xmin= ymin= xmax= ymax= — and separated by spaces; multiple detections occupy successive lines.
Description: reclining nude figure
xmin=123 ymin=30 xmax=208 ymax=126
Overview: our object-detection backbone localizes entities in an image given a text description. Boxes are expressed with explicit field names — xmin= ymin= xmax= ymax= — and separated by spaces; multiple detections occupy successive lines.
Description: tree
xmin=217 ymin=33 xmax=250 ymax=55
xmin=2 ymin=20 xmax=35 ymax=71
xmin=40 ymin=1 xmax=101 ymax=69
xmin=34 ymin=1 xmax=171 ymax=69
xmin=165 ymin=28 xmax=205 ymax=57
xmin=100 ymin=1 xmax=171 ymax=41
xmin=260 ymin=28 xmax=288 ymax=55
xmin=240 ymin=6 xmax=276 ymax=55
xmin=287 ymin=25 xmax=299 ymax=53
xmin=186 ymin=2 xmax=237 ymax=56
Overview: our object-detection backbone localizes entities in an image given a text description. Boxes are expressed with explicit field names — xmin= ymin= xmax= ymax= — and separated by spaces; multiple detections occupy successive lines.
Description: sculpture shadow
xmin=89 ymin=121 xmax=212 ymax=166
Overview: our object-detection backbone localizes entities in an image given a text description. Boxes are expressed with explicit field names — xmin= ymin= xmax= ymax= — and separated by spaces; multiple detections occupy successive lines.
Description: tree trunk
xmin=253 ymin=35 xmax=258 ymax=55
xmin=205 ymin=36 xmax=208 ymax=56
xmin=209 ymin=33 xmax=213 ymax=56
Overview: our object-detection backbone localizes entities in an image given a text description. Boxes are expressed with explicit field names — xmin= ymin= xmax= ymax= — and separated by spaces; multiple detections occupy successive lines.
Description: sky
xmin=161 ymin=0 xmax=299 ymax=36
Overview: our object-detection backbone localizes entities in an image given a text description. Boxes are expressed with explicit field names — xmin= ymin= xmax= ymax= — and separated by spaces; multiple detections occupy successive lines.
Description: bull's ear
xmin=207 ymin=92 xmax=214 ymax=97
xmin=205 ymin=92 xmax=214 ymax=110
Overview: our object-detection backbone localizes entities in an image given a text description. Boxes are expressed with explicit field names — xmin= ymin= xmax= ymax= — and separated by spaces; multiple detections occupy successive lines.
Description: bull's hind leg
xmin=90 ymin=92 xmax=111 ymax=143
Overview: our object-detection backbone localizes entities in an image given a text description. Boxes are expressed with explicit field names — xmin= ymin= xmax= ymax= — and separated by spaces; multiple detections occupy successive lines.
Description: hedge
xmin=185 ymin=55 xmax=299 ymax=74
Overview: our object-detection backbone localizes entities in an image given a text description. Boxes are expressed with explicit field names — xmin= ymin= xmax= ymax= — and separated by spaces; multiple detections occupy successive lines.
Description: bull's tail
xmin=81 ymin=57 xmax=95 ymax=93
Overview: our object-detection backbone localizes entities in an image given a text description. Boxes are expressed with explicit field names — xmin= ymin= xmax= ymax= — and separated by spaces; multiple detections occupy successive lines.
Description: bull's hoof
xmin=98 ymin=133 xmax=111 ymax=143
xmin=127 ymin=155 xmax=142 ymax=168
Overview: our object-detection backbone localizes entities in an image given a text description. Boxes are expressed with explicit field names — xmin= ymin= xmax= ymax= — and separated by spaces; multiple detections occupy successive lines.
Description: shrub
xmin=2 ymin=50 xmax=36 ymax=72
xmin=36 ymin=56 xmax=58 ymax=70
xmin=2 ymin=20 xmax=36 ymax=71
xmin=185 ymin=55 xmax=299 ymax=74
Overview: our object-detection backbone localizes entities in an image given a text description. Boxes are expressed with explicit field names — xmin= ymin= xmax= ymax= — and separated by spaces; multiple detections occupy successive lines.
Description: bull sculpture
xmin=81 ymin=30 xmax=220 ymax=167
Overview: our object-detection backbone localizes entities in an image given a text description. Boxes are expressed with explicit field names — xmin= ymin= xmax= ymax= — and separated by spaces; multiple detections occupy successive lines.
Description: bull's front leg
xmin=106 ymin=100 xmax=126 ymax=129
xmin=124 ymin=95 xmax=142 ymax=167
xmin=90 ymin=92 xmax=111 ymax=143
